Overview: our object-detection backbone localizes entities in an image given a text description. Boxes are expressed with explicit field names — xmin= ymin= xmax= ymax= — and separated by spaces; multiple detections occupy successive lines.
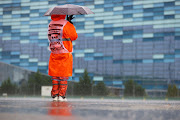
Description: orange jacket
xmin=48 ymin=18 xmax=78 ymax=77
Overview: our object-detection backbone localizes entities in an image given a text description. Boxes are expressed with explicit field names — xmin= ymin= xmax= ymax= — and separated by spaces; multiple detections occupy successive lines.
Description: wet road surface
xmin=0 ymin=97 xmax=180 ymax=120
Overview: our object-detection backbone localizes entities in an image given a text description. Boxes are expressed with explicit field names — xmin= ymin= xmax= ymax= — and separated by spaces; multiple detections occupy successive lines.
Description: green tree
xmin=74 ymin=82 xmax=81 ymax=95
xmin=93 ymin=81 xmax=109 ymax=96
xmin=166 ymin=84 xmax=178 ymax=97
xmin=124 ymin=80 xmax=134 ymax=96
xmin=19 ymin=81 xmax=28 ymax=95
xmin=124 ymin=80 xmax=146 ymax=97
xmin=135 ymin=84 xmax=146 ymax=97
xmin=172 ymin=84 xmax=178 ymax=97
xmin=67 ymin=81 xmax=74 ymax=96
xmin=25 ymin=70 xmax=51 ymax=95
xmin=74 ymin=69 xmax=92 ymax=96
xmin=27 ymin=70 xmax=42 ymax=95
xmin=42 ymin=75 xmax=51 ymax=86
xmin=0 ymin=77 xmax=18 ymax=95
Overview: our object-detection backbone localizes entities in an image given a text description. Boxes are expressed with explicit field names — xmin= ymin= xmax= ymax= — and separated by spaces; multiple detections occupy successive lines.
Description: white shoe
xmin=53 ymin=96 xmax=59 ymax=101
xmin=63 ymin=97 xmax=67 ymax=102
xmin=59 ymin=96 xmax=67 ymax=102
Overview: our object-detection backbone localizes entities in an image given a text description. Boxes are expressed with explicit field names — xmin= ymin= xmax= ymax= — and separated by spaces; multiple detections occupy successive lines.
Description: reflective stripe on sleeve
xmin=62 ymin=38 xmax=71 ymax=41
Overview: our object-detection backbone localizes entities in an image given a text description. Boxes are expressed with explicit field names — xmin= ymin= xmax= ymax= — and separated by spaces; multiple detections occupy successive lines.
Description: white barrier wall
xmin=0 ymin=62 xmax=33 ymax=83
xmin=41 ymin=86 xmax=52 ymax=96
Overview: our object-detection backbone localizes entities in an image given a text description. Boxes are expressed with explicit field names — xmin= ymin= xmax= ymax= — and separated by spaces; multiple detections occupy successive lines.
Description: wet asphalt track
xmin=0 ymin=97 xmax=180 ymax=120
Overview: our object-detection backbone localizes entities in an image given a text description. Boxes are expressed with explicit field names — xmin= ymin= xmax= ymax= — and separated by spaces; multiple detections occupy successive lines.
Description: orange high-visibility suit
xmin=48 ymin=15 xmax=78 ymax=98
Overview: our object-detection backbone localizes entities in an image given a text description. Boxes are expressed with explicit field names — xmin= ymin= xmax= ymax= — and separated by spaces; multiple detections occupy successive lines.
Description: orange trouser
xmin=51 ymin=76 xmax=68 ymax=97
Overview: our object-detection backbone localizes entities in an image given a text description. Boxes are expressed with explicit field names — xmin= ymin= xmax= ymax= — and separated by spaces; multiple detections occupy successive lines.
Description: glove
xmin=67 ymin=15 xmax=75 ymax=24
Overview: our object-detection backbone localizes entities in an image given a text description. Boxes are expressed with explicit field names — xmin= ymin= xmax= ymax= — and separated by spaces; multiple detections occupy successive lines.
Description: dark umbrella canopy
xmin=44 ymin=4 xmax=94 ymax=16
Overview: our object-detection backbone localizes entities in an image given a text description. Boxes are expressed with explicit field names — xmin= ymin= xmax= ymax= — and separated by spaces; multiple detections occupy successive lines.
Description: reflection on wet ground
xmin=48 ymin=101 xmax=72 ymax=116
xmin=0 ymin=97 xmax=180 ymax=120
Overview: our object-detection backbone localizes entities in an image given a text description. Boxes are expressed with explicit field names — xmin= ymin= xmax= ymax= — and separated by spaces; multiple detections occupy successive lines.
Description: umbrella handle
xmin=66 ymin=15 xmax=74 ymax=24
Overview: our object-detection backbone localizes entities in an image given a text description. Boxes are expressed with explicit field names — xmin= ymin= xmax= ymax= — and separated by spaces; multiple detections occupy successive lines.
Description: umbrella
xmin=44 ymin=4 xmax=94 ymax=16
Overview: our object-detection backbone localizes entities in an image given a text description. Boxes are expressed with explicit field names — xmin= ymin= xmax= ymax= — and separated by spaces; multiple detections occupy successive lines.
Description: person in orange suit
xmin=48 ymin=15 xmax=78 ymax=101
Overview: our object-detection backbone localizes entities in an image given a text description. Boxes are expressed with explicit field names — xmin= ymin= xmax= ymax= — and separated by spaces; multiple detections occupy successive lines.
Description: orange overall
xmin=48 ymin=15 xmax=78 ymax=97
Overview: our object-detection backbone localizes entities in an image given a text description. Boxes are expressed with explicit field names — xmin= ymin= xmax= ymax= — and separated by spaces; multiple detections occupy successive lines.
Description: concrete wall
xmin=0 ymin=62 xmax=34 ymax=84
xmin=41 ymin=86 xmax=52 ymax=96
